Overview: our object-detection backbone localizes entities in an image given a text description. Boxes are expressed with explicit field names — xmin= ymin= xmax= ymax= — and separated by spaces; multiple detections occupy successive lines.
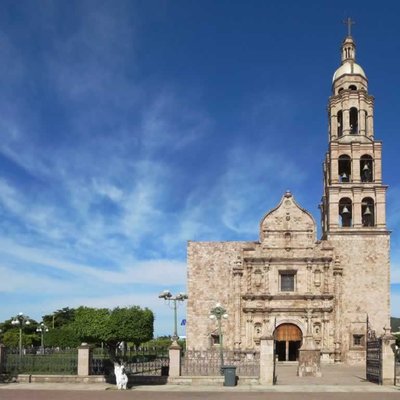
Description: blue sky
xmin=0 ymin=1 xmax=399 ymax=336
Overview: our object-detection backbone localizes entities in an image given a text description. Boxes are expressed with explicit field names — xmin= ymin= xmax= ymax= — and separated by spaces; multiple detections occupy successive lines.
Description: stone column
xmin=374 ymin=143 xmax=382 ymax=183
xmin=353 ymin=188 xmax=362 ymax=228
xmin=381 ymin=330 xmax=396 ymax=385
xmin=306 ymin=260 xmax=312 ymax=293
xmin=359 ymin=109 xmax=366 ymax=135
xmin=233 ymin=258 xmax=243 ymax=351
xmin=343 ymin=109 xmax=350 ymax=135
xmin=375 ymin=187 xmax=386 ymax=228
xmin=333 ymin=258 xmax=343 ymax=362
xmin=264 ymin=262 xmax=270 ymax=294
xmin=246 ymin=314 xmax=253 ymax=348
xmin=331 ymin=156 xmax=339 ymax=183
xmin=328 ymin=188 xmax=339 ymax=229
xmin=246 ymin=263 xmax=252 ymax=293
xmin=322 ymin=312 xmax=330 ymax=358
xmin=168 ymin=342 xmax=182 ymax=377
xmin=330 ymin=110 xmax=337 ymax=140
xmin=259 ymin=336 xmax=275 ymax=385
xmin=77 ymin=343 xmax=92 ymax=376
xmin=367 ymin=112 xmax=374 ymax=138
xmin=352 ymin=144 xmax=360 ymax=183
xmin=323 ymin=261 xmax=329 ymax=293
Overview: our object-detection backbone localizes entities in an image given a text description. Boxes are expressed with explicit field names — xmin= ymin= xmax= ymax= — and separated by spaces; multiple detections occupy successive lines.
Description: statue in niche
xmin=254 ymin=269 xmax=262 ymax=287
xmin=254 ymin=322 xmax=262 ymax=345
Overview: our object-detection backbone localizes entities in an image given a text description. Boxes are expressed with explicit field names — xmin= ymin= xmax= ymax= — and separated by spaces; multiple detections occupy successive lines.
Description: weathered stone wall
xmin=328 ymin=233 xmax=390 ymax=363
xmin=186 ymin=241 xmax=248 ymax=350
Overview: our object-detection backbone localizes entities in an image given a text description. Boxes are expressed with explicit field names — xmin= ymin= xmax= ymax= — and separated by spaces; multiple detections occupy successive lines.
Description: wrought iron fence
xmin=366 ymin=327 xmax=382 ymax=385
xmin=91 ymin=347 xmax=169 ymax=376
xmin=181 ymin=349 xmax=260 ymax=376
xmin=1 ymin=347 xmax=78 ymax=375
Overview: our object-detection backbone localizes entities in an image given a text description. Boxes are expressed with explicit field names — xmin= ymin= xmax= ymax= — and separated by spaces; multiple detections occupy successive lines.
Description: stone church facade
xmin=186 ymin=32 xmax=391 ymax=364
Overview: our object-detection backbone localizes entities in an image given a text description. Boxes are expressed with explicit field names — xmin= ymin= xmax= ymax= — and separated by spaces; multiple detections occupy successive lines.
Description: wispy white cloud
xmin=0 ymin=238 xmax=185 ymax=286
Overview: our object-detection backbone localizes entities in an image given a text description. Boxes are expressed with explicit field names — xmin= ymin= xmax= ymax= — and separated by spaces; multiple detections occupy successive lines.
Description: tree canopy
xmin=0 ymin=305 xmax=154 ymax=350
xmin=72 ymin=306 xmax=154 ymax=351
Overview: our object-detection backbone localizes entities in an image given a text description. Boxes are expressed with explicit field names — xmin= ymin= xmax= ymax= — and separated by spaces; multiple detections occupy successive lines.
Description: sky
xmin=0 ymin=0 xmax=400 ymax=337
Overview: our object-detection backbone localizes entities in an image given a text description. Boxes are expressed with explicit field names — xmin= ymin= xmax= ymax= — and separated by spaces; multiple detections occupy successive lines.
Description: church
xmin=186 ymin=29 xmax=391 ymax=364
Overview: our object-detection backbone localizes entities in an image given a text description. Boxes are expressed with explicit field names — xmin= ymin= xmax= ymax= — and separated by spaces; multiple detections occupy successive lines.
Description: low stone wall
xmin=5 ymin=374 xmax=169 ymax=385
xmin=15 ymin=375 xmax=107 ymax=384
xmin=168 ymin=376 xmax=259 ymax=386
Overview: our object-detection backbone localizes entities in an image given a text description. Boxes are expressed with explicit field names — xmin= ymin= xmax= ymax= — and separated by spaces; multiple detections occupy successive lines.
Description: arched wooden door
xmin=274 ymin=324 xmax=302 ymax=361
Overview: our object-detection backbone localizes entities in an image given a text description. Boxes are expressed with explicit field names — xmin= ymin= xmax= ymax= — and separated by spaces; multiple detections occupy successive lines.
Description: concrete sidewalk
xmin=0 ymin=382 xmax=399 ymax=393
xmin=0 ymin=363 xmax=398 ymax=393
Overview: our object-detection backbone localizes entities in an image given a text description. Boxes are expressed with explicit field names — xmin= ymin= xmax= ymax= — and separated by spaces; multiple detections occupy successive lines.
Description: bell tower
xmin=320 ymin=20 xmax=391 ymax=362
xmin=321 ymin=23 xmax=388 ymax=235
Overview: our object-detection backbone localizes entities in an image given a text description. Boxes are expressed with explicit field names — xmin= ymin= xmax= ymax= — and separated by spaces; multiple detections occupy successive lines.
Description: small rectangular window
xmin=353 ymin=334 xmax=364 ymax=347
xmin=211 ymin=333 xmax=220 ymax=345
xmin=280 ymin=272 xmax=295 ymax=292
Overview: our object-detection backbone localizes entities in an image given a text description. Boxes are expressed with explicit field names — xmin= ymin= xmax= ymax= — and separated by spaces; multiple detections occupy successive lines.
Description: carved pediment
xmin=259 ymin=191 xmax=317 ymax=248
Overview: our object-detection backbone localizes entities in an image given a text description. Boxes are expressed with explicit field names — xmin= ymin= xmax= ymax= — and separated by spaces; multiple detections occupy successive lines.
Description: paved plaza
xmin=275 ymin=362 xmax=372 ymax=385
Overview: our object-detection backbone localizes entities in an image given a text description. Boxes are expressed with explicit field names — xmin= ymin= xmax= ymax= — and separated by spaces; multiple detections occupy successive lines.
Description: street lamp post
xmin=11 ymin=313 xmax=31 ymax=358
xmin=158 ymin=290 xmax=188 ymax=343
xmin=36 ymin=323 xmax=49 ymax=354
xmin=209 ymin=303 xmax=228 ymax=374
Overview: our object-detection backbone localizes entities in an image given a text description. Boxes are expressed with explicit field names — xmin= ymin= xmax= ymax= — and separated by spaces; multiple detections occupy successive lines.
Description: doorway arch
xmin=274 ymin=323 xmax=303 ymax=361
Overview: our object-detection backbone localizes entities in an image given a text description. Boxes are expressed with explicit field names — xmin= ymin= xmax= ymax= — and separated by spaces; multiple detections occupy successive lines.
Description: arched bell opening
xmin=339 ymin=197 xmax=352 ymax=227
xmin=362 ymin=197 xmax=375 ymax=227
xmin=274 ymin=323 xmax=302 ymax=362
xmin=360 ymin=155 xmax=373 ymax=182
xmin=338 ymin=155 xmax=351 ymax=182
xmin=350 ymin=107 xmax=358 ymax=134
xmin=349 ymin=85 xmax=357 ymax=90
xmin=337 ymin=110 xmax=343 ymax=137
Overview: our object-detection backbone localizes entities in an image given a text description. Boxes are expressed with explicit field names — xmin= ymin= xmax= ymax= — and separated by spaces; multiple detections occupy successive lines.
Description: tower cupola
xmin=341 ymin=36 xmax=356 ymax=63
xmin=332 ymin=18 xmax=368 ymax=93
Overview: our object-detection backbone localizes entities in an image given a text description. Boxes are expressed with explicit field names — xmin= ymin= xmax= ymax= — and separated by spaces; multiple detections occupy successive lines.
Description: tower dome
xmin=332 ymin=61 xmax=366 ymax=83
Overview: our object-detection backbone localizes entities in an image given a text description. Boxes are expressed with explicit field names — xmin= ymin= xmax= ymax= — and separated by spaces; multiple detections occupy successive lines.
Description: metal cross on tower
xmin=343 ymin=17 xmax=355 ymax=37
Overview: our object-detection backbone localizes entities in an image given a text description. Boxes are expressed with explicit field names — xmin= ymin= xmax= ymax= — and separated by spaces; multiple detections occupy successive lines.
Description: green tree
xmin=2 ymin=329 xmax=38 ymax=347
xmin=143 ymin=336 xmax=186 ymax=351
xmin=72 ymin=306 xmax=154 ymax=354
xmin=44 ymin=326 xmax=81 ymax=348
xmin=42 ymin=307 xmax=76 ymax=328
xmin=72 ymin=307 xmax=111 ymax=345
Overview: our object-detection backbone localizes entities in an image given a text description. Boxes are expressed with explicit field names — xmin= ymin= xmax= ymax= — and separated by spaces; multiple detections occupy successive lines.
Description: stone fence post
xmin=77 ymin=343 xmax=92 ymax=376
xmin=381 ymin=332 xmax=396 ymax=385
xmin=168 ymin=342 xmax=182 ymax=377
xmin=259 ymin=336 xmax=275 ymax=385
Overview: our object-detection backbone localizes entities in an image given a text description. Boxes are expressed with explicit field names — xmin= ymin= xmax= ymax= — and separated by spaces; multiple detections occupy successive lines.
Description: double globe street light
xmin=158 ymin=290 xmax=188 ymax=343
xmin=209 ymin=303 xmax=228 ymax=374
xmin=36 ymin=323 xmax=49 ymax=354
xmin=11 ymin=312 xmax=31 ymax=357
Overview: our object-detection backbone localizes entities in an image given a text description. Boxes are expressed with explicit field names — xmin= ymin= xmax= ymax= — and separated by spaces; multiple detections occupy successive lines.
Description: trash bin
xmin=222 ymin=365 xmax=237 ymax=386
